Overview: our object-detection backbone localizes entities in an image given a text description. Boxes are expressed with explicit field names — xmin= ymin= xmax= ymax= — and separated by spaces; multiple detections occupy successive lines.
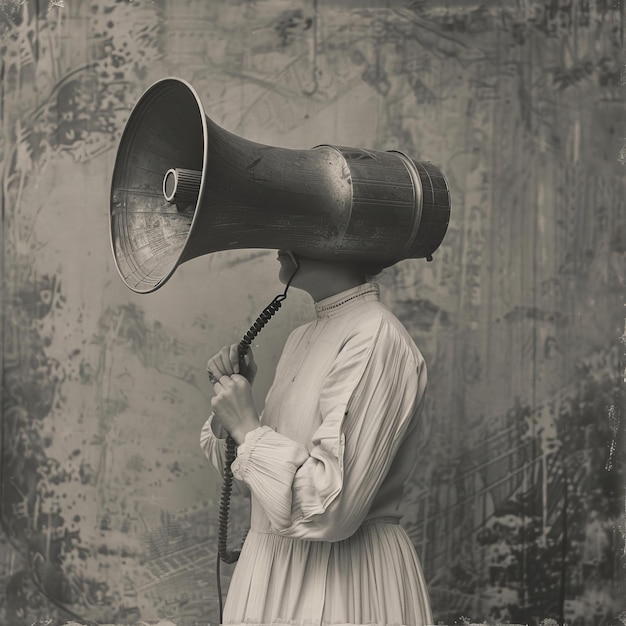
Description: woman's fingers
xmin=207 ymin=344 xmax=240 ymax=380
xmin=212 ymin=375 xmax=229 ymax=392
xmin=210 ymin=374 xmax=260 ymax=444
xmin=215 ymin=345 xmax=232 ymax=375
xmin=206 ymin=356 xmax=222 ymax=381
xmin=245 ymin=347 xmax=256 ymax=367
xmin=244 ymin=348 xmax=258 ymax=381
xmin=229 ymin=344 xmax=240 ymax=374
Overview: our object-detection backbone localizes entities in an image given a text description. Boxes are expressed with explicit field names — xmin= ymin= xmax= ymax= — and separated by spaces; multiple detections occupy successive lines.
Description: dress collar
xmin=314 ymin=283 xmax=380 ymax=319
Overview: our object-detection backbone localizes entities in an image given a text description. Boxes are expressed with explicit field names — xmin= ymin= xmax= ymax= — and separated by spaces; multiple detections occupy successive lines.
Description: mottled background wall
xmin=1 ymin=1 xmax=624 ymax=625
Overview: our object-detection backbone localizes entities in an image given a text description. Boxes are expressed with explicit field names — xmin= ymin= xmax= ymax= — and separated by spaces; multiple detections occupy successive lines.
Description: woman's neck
xmin=305 ymin=274 xmax=366 ymax=302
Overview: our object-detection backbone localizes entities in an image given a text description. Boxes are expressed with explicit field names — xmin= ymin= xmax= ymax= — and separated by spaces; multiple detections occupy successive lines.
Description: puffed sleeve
xmin=200 ymin=414 xmax=228 ymax=474
xmin=230 ymin=316 xmax=427 ymax=541
xmin=200 ymin=414 xmax=250 ymax=496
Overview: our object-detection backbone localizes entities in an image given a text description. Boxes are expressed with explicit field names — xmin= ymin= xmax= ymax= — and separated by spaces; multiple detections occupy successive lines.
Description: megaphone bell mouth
xmin=110 ymin=77 xmax=451 ymax=294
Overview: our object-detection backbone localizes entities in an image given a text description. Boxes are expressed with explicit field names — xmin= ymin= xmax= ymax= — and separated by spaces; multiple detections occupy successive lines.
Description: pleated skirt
xmin=222 ymin=519 xmax=433 ymax=626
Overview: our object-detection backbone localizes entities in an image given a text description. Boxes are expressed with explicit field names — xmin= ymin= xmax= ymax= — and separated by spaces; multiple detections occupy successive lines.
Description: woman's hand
xmin=207 ymin=343 xmax=258 ymax=385
xmin=211 ymin=375 xmax=260 ymax=445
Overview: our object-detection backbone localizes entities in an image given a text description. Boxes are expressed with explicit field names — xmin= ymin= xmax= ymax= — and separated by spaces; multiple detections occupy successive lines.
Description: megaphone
xmin=110 ymin=77 xmax=451 ymax=293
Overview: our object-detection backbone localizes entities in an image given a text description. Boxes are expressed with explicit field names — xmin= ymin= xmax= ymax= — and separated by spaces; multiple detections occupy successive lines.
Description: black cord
xmin=217 ymin=436 xmax=241 ymax=566
xmin=237 ymin=254 xmax=300 ymax=369
xmin=216 ymin=546 xmax=223 ymax=622
xmin=215 ymin=256 xmax=300 ymax=623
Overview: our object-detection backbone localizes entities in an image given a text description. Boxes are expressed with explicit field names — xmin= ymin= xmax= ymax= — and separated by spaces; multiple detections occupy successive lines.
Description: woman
xmin=201 ymin=250 xmax=433 ymax=625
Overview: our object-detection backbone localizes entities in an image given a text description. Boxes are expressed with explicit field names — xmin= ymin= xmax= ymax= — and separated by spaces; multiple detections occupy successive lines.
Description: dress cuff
xmin=231 ymin=425 xmax=272 ymax=481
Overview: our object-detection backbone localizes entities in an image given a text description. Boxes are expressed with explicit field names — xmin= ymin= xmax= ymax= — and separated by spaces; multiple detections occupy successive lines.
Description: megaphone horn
xmin=110 ymin=77 xmax=451 ymax=294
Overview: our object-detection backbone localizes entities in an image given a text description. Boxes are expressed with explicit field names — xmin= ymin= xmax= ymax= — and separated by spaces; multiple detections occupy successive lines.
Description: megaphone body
xmin=110 ymin=78 xmax=451 ymax=293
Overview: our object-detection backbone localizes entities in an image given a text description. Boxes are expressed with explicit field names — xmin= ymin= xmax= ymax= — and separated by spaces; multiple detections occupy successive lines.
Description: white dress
xmin=201 ymin=283 xmax=433 ymax=626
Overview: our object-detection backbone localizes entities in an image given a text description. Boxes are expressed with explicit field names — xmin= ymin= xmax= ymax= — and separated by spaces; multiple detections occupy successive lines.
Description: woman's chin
xmin=278 ymin=265 xmax=294 ymax=285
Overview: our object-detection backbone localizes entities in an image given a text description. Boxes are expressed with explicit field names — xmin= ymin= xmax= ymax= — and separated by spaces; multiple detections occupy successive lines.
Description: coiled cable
xmin=216 ymin=254 xmax=300 ymax=622
xmin=237 ymin=292 xmax=288 ymax=365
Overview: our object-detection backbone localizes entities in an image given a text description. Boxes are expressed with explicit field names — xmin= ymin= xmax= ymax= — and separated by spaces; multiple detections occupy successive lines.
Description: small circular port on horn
xmin=163 ymin=168 xmax=202 ymax=205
